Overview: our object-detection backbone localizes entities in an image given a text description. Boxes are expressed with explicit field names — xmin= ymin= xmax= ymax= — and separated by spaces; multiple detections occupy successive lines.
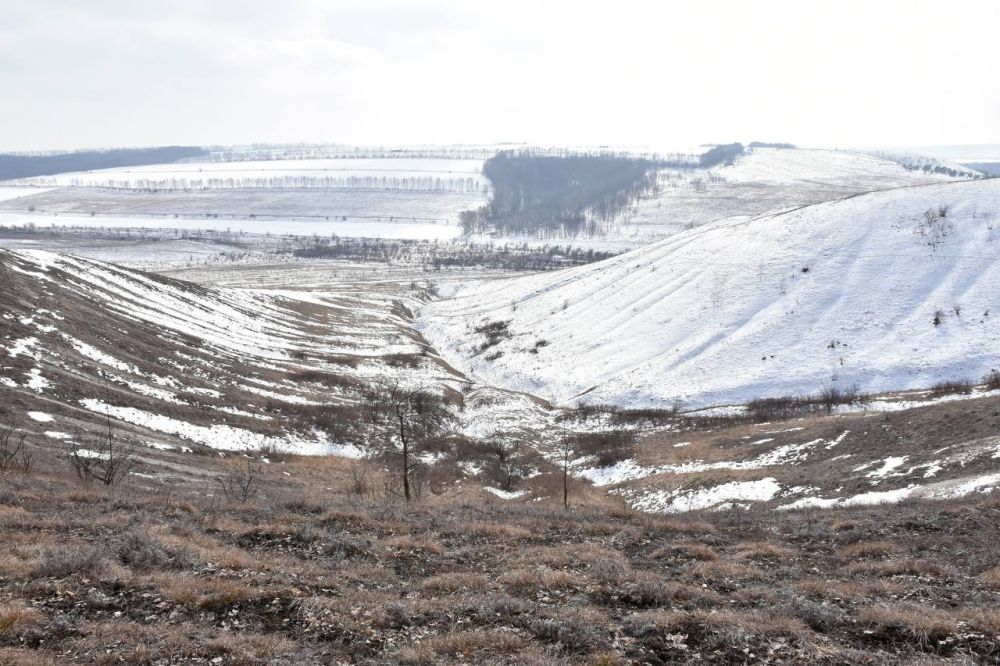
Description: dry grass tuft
xmin=0 ymin=603 xmax=45 ymax=638
xmin=651 ymin=542 xmax=718 ymax=561
xmin=384 ymin=535 xmax=445 ymax=556
xmin=978 ymin=566 xmax=1000 ymax=590
xmin=838 ymin=540 xmax=898 ymax=559
xmin=499 ymin=567 xmax=583 ymax=595
xmin=859 ymin=603 xmax=959 ymax=647
xmin=734 ymin=541 xmax=796 ymax=561
xmin=396 ymin=629 xmax=526 ymax=664
xmin=421 ymin=572 xmax=491 ymax=594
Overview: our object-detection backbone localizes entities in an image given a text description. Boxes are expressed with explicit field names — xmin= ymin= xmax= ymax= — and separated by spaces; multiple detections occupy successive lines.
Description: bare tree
xmin=556 ymin=436 xmax=575 ymax=510
xmin=484 ymin=432 xmax=537 ymax=492
xmin=367 ymin=379 xmax=448 ymax=502
xmin=66 ymin=413 xmax=138 ymax=486
xmin=216 ymin=459 xmax=260 ymax=503
xmin=0 ymin=426 xmax=32 ymax=474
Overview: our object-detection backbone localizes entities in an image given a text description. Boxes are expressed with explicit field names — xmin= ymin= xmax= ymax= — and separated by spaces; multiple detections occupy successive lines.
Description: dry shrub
xmin=838 ymin=540 xmax=898 ymax=559
xmin=0 ymin=603 xmax=45 ymax=639
xmin=396 ymin=629 xmax=526 ymax=664
xmin=734 ymin=541 xmax=796 ymax=561
xmin=526 ymin=609 xmax=609 ymax=652
xmin=421 ymin=572 xmax=491 ymax=594
xmin=152 ymin=529 xmax=255 ymax=570
xmin=592 ymin=569 xmax=722 ymax=608
xmin=499 ymin=567 xmax=582 ymax=595
xmin=33 ymin=544 xmax=107 ymax=579
xmin=115 ymin=528 xmax=192 ymax=571
xmin=384 ymin=535 xmax=444 ymax=556
xmin=859 ymin=603 xmax=959 ymax=647
xmin=978 ymin=566 xmax=1000 ymax=590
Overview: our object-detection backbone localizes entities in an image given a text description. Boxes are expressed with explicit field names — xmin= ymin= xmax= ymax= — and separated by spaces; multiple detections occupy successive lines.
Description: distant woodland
xmin=0 ymin=146 xmax=208 ymax=181
xmin=458 ymin=145 xmax=757 ymax=237
xmin=459 ymin=150 xmax=669 ymax=237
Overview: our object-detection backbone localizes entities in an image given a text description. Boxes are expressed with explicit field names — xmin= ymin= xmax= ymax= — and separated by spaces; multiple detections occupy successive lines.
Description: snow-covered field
xmin=420 ymin=177 xmax=1000 ymax=410
xmin=0 ymin=155 xmax=490 ymax=240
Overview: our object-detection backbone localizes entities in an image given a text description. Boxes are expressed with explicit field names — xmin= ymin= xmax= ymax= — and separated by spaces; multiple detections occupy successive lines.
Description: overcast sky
xmin=2 ymin=0 xmax=998 ymax=152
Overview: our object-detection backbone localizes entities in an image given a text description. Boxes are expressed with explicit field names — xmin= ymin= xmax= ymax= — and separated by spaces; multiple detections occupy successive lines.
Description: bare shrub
xmin=573 ymin=430 xmax=637 ymax=467
xmin=0 ymin=427 xmax=32 ymax=474
xmin=65 ymin=416 xmax=138 ymax=486
xmin=982 ymin=369 xmax=1000 ymax=391
xmin=216 ymin=459 xmax=260 ymax=503
xmin=34 ymin=544 xmax=108 ymax=579
xmin=929 ymin=378 xmax=974 ymax=397
xmin=115 ymin=528 xmax=192 ymax=571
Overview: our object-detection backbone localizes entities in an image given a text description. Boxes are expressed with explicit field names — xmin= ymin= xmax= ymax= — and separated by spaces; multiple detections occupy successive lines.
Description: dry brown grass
xmin=384 ymin=535 xmax=445 ymax=556
xmin=499 ymin=567 xmax=583 ymax=595
xmin=978 ymin=566 xmax=1000 ymax=590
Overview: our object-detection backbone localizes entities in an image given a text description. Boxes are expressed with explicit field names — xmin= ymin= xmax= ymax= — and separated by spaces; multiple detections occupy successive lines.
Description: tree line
xmin=26 ymin=175 xmax=488 ymax=194
xmin=291 ymin=237 xmax=617 ymax=271
xmin=0 ymin=146 xmax=207 ymax=181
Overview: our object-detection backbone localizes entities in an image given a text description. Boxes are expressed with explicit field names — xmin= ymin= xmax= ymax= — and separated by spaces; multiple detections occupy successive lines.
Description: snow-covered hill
xmin=616 ymin=147 xmax=968 ymax=242
xmin=419 ymin=178 xmax=1000 ymax=409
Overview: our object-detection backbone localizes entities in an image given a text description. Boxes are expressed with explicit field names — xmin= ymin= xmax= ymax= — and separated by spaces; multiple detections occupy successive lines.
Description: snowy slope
xmin=617 ymin=148 xmax=963 ymax=242
xmin=1 ymin=249 xmax=454 ymax=455
xmin=419 ymin=178 xmax=1000 ymax=409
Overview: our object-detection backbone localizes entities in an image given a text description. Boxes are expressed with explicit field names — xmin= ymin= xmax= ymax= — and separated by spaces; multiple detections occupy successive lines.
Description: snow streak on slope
xmin=420 ymin=179 xmax=1000 ymax=409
